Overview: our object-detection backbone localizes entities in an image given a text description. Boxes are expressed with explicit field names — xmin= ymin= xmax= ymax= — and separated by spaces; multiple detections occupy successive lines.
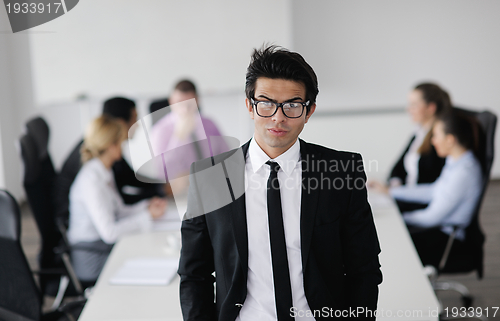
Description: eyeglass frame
xmin=250 ymin=98 xmax=310 ymax=119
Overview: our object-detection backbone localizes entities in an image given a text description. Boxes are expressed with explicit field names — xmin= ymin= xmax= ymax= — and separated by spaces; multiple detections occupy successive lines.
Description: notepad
xmin=109 ymin=257 xmax=179 ymax=286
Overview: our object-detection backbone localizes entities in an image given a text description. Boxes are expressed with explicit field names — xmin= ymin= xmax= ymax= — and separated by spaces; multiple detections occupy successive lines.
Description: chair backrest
xmin=25 ymin=117 xmax=50 ymax=160
xmin=19 ymin=117 xmax=63 ymax=277
xmin=19 ymin=133 xmax=42 ymax=186
xmin=19 ymin=132 xmax=57 ymax=241
xmin=21 ymin=116 xmax=61 ymax=249
xmin=0 ymin=190 xmax=41 ymax=321
xmin=447 ymin=107 xmax=497 ymax=278
xmin=54 ymin=140 xmax=83 ymax=224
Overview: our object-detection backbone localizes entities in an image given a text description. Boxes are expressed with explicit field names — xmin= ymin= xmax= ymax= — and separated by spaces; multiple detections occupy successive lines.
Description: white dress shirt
xmin=237 ymin=138 xmax=314 ymax=321
xmin=67 ymin=157 xmax=152 ymax=245
xmin=390 ymin=150 xmax=482 ymax=240
xmin=403 ymin=125 xmax=430 ymax=186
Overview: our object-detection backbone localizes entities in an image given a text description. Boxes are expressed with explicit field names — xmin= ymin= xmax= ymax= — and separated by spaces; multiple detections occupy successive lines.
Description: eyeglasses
xmin=250 ymin=98 xmax=309 ymax=118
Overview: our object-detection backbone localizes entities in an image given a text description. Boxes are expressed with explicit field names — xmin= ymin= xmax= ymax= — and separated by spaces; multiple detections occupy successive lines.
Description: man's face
xmin=246 ymin=77 xmax=316 ymax=158
xmin=170 ymin=89 xmax=198 ymax=116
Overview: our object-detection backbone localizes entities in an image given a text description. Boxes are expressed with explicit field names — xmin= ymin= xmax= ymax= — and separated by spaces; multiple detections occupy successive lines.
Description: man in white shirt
xmin=178 ymin=45 xmax=382 ymax=320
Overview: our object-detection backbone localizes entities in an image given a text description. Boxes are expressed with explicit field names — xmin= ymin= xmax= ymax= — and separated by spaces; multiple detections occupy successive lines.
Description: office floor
xmin=20 ymin=181 xmax=500 ymax=315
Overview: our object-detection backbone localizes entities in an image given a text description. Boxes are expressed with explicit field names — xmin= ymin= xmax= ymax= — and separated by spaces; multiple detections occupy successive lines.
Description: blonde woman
xmin=67 ymin=115 xmax=166 ymax=283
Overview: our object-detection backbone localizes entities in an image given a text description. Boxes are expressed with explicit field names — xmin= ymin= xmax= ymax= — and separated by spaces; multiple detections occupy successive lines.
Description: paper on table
xmin=109 ymin=257 xmax=179 ymax=286
xmin=367 ymin=190 xmax=395 ymax=211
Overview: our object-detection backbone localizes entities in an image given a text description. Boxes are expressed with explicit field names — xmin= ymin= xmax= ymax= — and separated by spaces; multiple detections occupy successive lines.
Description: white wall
xmin=292 ymin=0 xmax=500 ymax=177
xmin=29 ymin=0 xmax=293 ymax=105
xmin=0 ymin=7 xmax=38 ymax=200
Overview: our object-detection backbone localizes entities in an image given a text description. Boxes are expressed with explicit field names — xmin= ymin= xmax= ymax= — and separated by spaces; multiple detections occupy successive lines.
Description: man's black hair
xmin=102 ymin=97 xmax=136 ymax=122
xmin=245 ymin=45 xmax=319 ymax=115
xmin=175 ymin=79 xmax=197 ymax=94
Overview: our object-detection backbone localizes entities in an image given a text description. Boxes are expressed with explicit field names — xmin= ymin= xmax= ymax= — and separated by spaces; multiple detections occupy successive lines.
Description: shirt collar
xmin=89 ymin=157 xmax=114 ymax=184
xmin=415 ymin=125 xmax=430 ymax=138
xmin=445 ymin=150 xmax=474 ymax=167
xmin=248 ymin=137 xmax=300 ymax=177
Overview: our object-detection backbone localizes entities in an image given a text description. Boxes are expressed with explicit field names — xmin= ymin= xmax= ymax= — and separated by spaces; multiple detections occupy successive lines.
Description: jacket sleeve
xmin=341 ymin=153 xmax=383 ymax=320
xmin=390 ymin=183 xmax=435 ymax=204
xmin=178 ymin=162 xmax=216 ymax=321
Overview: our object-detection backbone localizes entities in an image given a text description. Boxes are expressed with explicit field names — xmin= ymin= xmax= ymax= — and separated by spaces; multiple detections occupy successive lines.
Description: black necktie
xmin=266 ymin=161 xmax=294 ymax=320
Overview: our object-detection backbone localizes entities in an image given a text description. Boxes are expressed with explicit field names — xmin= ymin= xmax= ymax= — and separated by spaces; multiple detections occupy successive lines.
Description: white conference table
xmin=78 ymin=191 xmax=440 ymax=321
xmin=368 ymin=191 xmax=440 ymax=321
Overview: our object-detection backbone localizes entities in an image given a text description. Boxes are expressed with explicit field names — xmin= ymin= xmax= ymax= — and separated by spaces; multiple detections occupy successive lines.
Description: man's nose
xmin=272 ymin=106 xmax=287 ymax=123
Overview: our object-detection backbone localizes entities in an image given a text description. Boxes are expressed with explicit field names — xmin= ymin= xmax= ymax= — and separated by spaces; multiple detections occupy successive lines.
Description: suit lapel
xmin=299 ymin=139 xmax=321 ymax=272
xmin=226 ymin=140 xmax=251 ymax=275
xmin=226 ymin=139 xmax=321 ymax=276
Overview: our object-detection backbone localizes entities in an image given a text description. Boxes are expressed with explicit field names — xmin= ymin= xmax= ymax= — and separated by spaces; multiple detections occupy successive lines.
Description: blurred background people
xmin=390 ymin=83 xmax=451 ymax=187
xmin=387 ymin=83 xmax=452 ymax=212
xmin=67 ymin=115 xmax=166 ymax=284
xmin=149 ymin=80 xmax=228 ymax=192
xmin=149 ymin=97 xmax=170 ymax=126
xmin=388 ymin=110 xmax=483 ymax=267
xmin=55 ymin=97 xmax=165 ymax=221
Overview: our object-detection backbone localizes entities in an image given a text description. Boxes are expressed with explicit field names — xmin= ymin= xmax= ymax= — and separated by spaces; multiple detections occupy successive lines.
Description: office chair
xmin=0 ymin=189 xmax=78 ymax=321
xmin=19 ymin=117 xmax=85 ymax=309
xmin=428 ymin=108 xmax=496 ymax=320
xmin=53 ymin=140 xmax=83 ymax=227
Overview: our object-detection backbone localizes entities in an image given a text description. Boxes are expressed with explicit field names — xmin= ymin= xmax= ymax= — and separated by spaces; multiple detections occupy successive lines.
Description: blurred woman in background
xmin=67 ymin=115 xmax=166 ymax=284
xmin=390 ymin=83 xmax=451 ymax=187
xmin=388 ymin=83 xmax=452 ymax=212
xmin=389 ymin=110 xmax=483 ymax=267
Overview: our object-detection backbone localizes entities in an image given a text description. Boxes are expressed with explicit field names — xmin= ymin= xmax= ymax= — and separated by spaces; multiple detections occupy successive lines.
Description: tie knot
xmin=266 ymin=161 xmax=280 ymax=173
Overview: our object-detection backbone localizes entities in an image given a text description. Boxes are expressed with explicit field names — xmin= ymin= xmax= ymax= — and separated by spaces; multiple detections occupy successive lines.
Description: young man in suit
xmin=178 ymin=46 xmax=382 ymax=320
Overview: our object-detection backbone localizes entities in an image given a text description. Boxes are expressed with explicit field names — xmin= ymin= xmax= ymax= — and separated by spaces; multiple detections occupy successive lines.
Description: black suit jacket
xmin=389 ymin=135 xmax=446 ymax=213
xmin=178 ymin=139 xmax=382 ymax=320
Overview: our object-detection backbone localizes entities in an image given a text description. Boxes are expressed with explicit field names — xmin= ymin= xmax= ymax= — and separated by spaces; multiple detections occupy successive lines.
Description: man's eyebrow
xmin=256 ymin=95 xmax=277 ymax=102
xmin=256 ymin=95 xmax=304 ymax=102
xmin=285 ymin=97 xmax=305 ymax=102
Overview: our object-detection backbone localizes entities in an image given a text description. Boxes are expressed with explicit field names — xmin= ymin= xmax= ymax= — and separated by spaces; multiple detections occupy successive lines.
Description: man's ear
xmin=304 ymin=103 xmax=316 ymax=124
xmin=245 ymin=98 xmax=255 ymax=120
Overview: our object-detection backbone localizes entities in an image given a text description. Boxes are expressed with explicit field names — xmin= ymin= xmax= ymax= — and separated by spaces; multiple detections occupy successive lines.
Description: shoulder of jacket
xmin=302 ymin=140 xmax=361 ymax=160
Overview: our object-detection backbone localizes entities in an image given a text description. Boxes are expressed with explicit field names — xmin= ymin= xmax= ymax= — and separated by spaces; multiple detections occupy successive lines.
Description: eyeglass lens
xmin=256 ymin=102 xmax=304 ymax=118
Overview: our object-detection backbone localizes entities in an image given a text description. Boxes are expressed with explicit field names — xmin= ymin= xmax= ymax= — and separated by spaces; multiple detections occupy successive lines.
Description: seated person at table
xmin=149 ymin=80 xmax=228 ymax=191
xmin=55 ymin=97 xmax=164 ymax=222
xmin=67 ymin=115 xmax=166 ymax=283
xmin=389 ymin=110 xmax=483 ymax=267
xmin=389 ymin=83 xmax=451 ymax=212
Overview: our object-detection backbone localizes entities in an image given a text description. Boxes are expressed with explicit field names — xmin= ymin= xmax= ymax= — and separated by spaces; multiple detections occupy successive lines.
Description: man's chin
xmin=264 ymin=136 xmax=293 ymax=149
